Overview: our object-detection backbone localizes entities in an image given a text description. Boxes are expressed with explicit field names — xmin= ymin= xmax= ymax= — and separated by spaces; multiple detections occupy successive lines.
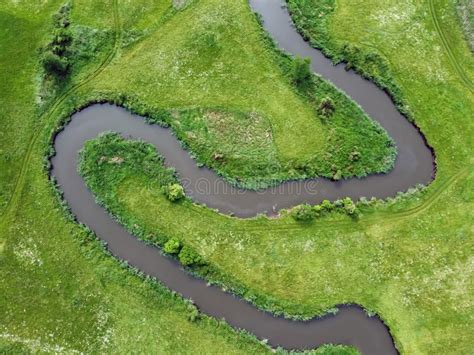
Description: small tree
xmin=162 ymin=183 xmax=185 ymax=202
xmin=178 ymin=245 xmax=201 ymax=266
xmin=292 ymin=57 xmax=312 ymax=89
xmin=319 ymin=97 xmax=335 ymax=117
xmin=164 ymin=238 xmax=181 ymax=254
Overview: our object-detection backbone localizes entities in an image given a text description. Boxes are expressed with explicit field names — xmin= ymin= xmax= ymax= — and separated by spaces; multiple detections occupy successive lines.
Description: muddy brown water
xmin=51 ymin=0 xmax=436 ymax=353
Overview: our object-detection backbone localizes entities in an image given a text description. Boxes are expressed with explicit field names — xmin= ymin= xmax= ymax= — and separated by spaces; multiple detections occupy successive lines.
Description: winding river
xmin=51 ymin=0 xmax=436 ymax=353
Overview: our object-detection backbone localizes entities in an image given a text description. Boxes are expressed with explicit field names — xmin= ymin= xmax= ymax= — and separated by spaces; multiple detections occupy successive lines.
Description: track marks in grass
xmin=429 ymin=0 xmax=474 ymax=91
xmin=0 ymin=0 xmax=122 ymax=223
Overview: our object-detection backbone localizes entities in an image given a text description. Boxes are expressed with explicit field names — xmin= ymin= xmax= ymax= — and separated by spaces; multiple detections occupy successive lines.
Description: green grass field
xmin=1 ymin=0 xmax=473 ymax=353
xmin=456 ymin=0 xmax=474 ymax=50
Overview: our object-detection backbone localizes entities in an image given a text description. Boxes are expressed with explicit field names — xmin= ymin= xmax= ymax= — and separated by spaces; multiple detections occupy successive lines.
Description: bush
xmin=178 ymin=245 xmax=201 ymax=266
xmin=164 ymin=238 xmax=181 ymax=254
xmin=42 ymin=52 xmax=69 ymax=76
xmin=349 ymin=150 xmax=361 ymax=162
xmin=162 ymin=183 xmax=185 ymax=202
xmin=321 ymin=199 xmax=334 ymax=211
xmin=313 ymin=205 xmax=322 ymax=216
xmin=318 ymin=97 xmax=335 ymax=117
xmin=292 ymin=56 xmax=312 ymax=89
xmin=186 ymin=303 xmax=200 ymax=322
xmin=292 ymin=204 xmax=316 ymax=221
xmin=342 ymin=197 xmax=358 ymax=216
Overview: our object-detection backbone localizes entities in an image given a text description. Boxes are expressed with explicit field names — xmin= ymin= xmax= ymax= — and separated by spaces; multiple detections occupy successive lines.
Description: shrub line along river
xmin=51 ymin=0 xmax=435 ymax=353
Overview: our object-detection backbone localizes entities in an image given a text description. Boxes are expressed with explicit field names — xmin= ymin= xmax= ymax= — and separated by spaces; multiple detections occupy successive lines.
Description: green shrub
xmin=292 ymin=204 xmax=316 ymax=221
xmin=342 ymin=197 xmax=357 ymax=216
xmin=162 ymin=183 xmax=185 ymax=202
xmin=186 ymin=303 xmax=200 ymax=322
xmin=178 ymin=245 xmax=201 ymax=266
xmin=318 ymin=97 xmax=335 ymax=117
xmin=164 ymin=238 xmax=181 ymax=254
xmin=313 ymin=205 xmax=322 ymax=216
xmin=291 ymin=56 xmax=312 ymax=89
xmin=321 ymin=199 xmax=334 ymax=211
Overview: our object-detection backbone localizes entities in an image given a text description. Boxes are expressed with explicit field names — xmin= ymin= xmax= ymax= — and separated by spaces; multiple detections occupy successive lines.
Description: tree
xmin=292 ymin=57 xmax=312 ymax=89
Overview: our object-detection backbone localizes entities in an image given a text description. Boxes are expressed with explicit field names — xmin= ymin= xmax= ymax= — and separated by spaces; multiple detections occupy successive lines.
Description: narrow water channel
xmin=51 ymin=0 xmax=436 ymax=353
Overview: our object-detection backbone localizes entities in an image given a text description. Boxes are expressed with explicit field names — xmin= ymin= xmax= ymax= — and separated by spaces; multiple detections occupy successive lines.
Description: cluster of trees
xmin=41 ymin=4 xmax=73 ymax=78
xmin=292 ymin=197 xmax=359 ymax=221
xmin=163 ymin=238 xmax=201 ymax=266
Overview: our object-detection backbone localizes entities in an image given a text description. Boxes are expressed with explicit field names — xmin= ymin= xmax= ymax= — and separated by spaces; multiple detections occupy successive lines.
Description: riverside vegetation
xmin=81 ymin=0 xmax=473 ymax=353
xmin=1 ymin=0 xmax=373 ymax=353
xmin=1 ymin=0 xmax=473 ymax=354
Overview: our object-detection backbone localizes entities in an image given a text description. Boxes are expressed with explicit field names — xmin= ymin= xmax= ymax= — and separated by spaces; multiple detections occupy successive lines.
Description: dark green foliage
xmin=291 ymin=56 xmax=313 ymax=89
xmin=41 ymin=3 xmax=73 ymax=77
xmin=318 ymin=97 xmax=335 ymax=118
xmin=162 ymin=183 xmax=185 ymax=202
xmin=41 ymin=52 xmax=69 ymax=76
xmin=178 ymin=245 xmax=201 ymax=266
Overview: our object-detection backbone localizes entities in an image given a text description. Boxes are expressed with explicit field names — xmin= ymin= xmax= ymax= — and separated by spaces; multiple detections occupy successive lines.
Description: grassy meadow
xmin=82 ymin=0 xmax=473 ymax=354
xmin=1 ymin=0 xmax=473 ymax=354
xmin=456 ymin=0 xmax=474 ymax=50
xmin=0 ymin=0 xmax=366 ymax=353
